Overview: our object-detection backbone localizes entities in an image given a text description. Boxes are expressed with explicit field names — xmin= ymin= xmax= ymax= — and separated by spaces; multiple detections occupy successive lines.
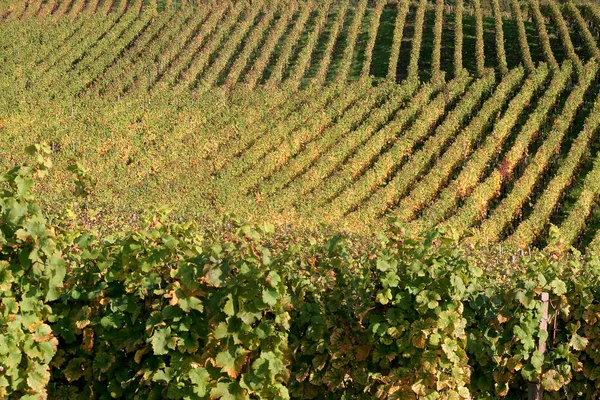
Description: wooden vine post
xmin=528 ymin=292 xmax=549 ymax=400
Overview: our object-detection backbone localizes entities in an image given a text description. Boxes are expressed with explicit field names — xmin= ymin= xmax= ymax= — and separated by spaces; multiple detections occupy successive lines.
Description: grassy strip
xmin=432 ymin=0 xmax=444 ymax=78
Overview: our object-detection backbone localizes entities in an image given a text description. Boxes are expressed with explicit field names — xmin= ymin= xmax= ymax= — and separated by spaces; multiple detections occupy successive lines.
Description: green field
xmin=2 ymin=0 xmax=600 ymax=254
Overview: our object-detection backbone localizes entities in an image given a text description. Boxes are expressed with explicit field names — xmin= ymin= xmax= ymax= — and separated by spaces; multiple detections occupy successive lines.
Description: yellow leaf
xmin=82 ymin=328 xmax=94 ymax=354
xmin=135 ymin=347 xmax=150 ymax=364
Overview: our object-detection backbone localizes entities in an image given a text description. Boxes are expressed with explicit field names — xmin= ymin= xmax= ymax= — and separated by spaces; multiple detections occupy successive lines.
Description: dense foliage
xmin=5 ymin=1 xmax=600 ymax=398
xmin=4 ymin=153 xmax=600 ymax=399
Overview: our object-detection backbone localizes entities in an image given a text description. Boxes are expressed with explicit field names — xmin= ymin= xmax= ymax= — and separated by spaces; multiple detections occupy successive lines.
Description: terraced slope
xmin=2 ymin=0 xmax=600 ymax=254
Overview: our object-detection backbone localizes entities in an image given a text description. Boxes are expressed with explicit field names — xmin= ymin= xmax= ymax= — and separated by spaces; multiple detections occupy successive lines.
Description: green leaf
xmin=2 ymin=298 xmax=18 ymax=314
xmin=451 ymin=275 xmax=466 ymax=296
xmin=554 ymin=343 xmax=569 ymax=358
xmin=411 ymin=379 xmax=428 ymax=396
xmin=0 ymin=261 xmax=12 ymax=292
xmin=262 ymin=248 xmax=272 ymax=266
xmin=189 ymin=367 xmax=210 ymax=396
xmin=152 ymin=368 xmax=172 ymax=383
xmin=151 ymin=327 xmax=171 ymax=355
xmin=252 ymin=351 xmax=286 ymax=378
xmin=63 ymin=357 xmax=87 ymax=382
xmin=514 ymin=325 xmax=536 ymax=350
xmin=210 ymin=381 xmax=247 ymax=400
xmin=93 ymin=352 xmax=115 ymax=374
xmin=100 ymin=314 xmax=122 ymax=329
xmin=178 ymin=332 xmax=199 ymax=354
xmin=538 ymin=329 xmax=549 ymax=346
xmin=179 ymin=296 xmax=203 ymax=313
xmin=550 ymin=279 xmax=567 ymax=295
xmin=262 ymin=289 xmax=279 ymax=306
xmin=515 ymin=289 xmax=535 ymax=309
xmin=15 ymin=175 xmax=34 ymax=196
xmin=521 ymin=364 xmax=538 ymax=382
xmin=266 ymin=271 xmax=281 ymax=287
xmin=0 ymin=334 xmax=10 ymax=355
xmin=589 ymin=366 xmax=600 ymax=380
xmin=20 ymin=295 xmax=39 ymax=312
xmin=381 ymin=272 xmax=400 ymax=289
xmin=46 ymin=252 xmax=66 ymax=302
xmin=376 ymin=259 xmax=391 ymax=272
xmin=7 ymin=201 xmax=28 ymax=225
xmin=428 ymin=332 xmax=442 ymax=347
xmin=204 ymin=264 xmax=226 ymax=287
xmin=25 ymin=145 xmax=38 ymax=156
xmin=223 ymin=294 xmax=235 ymax=317
xmin=376 ymin=289 xmax=392 ymax=305
xmin=260 ymin=222 xmax=275 ymax=234
xmin=38 ymin=341 xmax=56 ymax=364
xmin=531 ymin=350 xmax=544 ymax=371
xmin=213 ymin=322 xmax=229 ymax=340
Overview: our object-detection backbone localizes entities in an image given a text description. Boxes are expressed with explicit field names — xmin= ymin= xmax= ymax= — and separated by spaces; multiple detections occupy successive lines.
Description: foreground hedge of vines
xmin=3 ymin=150 xmax=600 ymax=399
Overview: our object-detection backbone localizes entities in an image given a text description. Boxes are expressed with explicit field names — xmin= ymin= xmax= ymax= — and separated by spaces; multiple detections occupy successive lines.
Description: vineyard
xmin=7 ymin=1 xmax=600 ymax=399
xmin=2 ymin=0 xmax=600 ymax=256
